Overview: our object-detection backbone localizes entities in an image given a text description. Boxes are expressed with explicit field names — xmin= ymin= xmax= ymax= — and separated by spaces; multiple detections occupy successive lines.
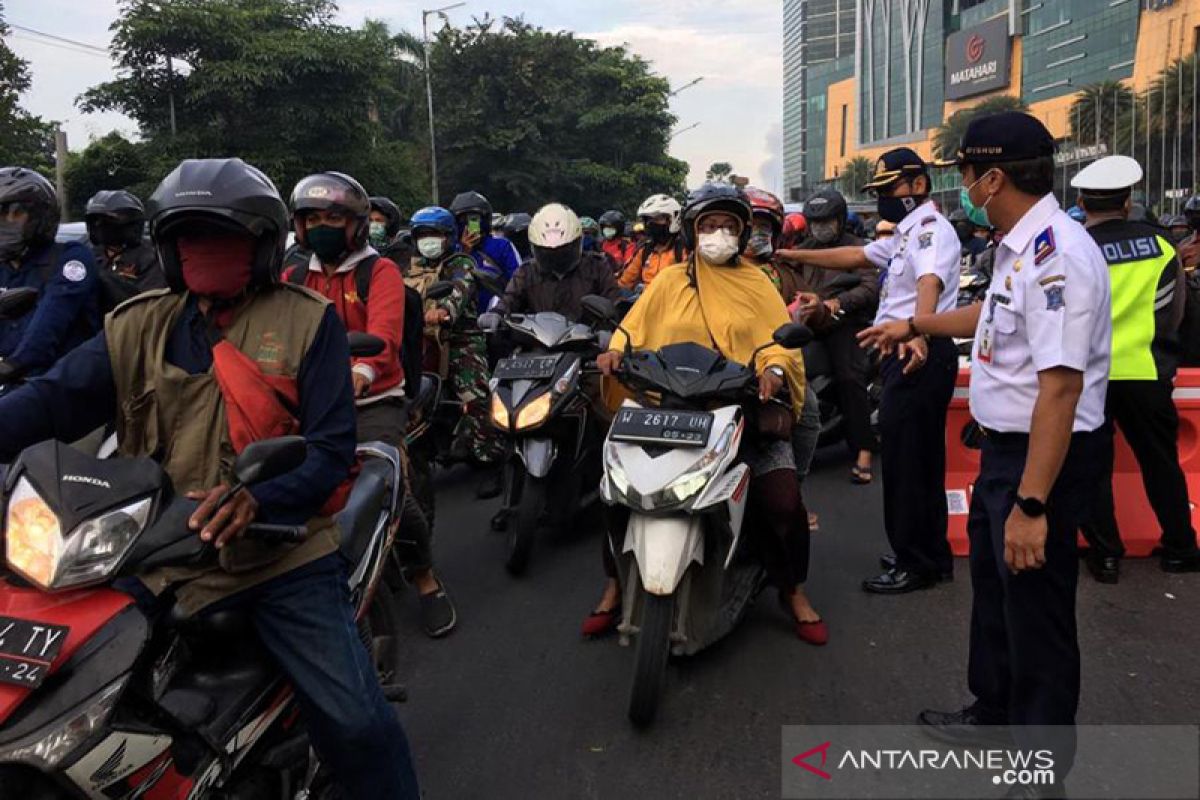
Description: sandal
xmin=581 ymin=605 xmax=621 ymax=638
xmin=850 ymin=464 xmax=873 ymax=485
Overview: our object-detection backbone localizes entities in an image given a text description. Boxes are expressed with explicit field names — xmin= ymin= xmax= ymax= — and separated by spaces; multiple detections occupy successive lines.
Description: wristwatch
xmin=906 ymin=316 xmax=920 ymax=340
xmin=1014 ymin=495 xmax=1047 ymax=518
xmin=766 ymin=365 xmax=786 ymax=380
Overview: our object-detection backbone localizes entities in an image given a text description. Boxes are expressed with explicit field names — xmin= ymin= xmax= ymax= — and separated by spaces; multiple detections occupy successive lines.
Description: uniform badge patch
xmin=1044 ymin=284 xmax=1065 ymax=311
xmin=1034 ymin=227 xmax=1057 ymax=266
xmin=918 ymin=232 xmax=934 ymax=250
xmin=62 ymin=260 xmax=88 ymax=283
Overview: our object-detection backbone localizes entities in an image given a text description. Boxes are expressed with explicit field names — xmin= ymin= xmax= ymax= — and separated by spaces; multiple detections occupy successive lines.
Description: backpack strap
xmin=285 ymin=263 xmax=308 ymax=286
xmin=355 ymin=255 xmax=380 ymax=305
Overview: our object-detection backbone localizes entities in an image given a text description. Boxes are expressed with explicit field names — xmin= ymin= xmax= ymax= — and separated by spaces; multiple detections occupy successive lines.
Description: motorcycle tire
xmin=506 ymin=475 xmax=546 ymax=575
xmin=628 ymin=592 xmax=674 ymax=728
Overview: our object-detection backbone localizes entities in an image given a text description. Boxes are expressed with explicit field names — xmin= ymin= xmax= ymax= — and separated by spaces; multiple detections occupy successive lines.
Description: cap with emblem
xmin=933 ymin=111 xmax=1056 ymax=167
xmin=1070 ymin=155 xmax=1143 ymax=197
xmin=861 ymin=147 xmax=929 ymax=192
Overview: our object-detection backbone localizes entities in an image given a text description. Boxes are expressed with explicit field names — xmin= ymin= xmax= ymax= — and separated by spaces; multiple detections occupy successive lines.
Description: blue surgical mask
xmin=960 ymin=169 xmax=996 ymax=228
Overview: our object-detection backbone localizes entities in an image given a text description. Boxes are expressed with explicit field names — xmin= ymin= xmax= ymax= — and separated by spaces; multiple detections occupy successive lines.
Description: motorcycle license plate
xmin=610 ymin=408 xmax=714 ymax=448
xmin=0 ymin=616 xmax=69 ymax=688
xmin=494 ymin=354 xmax=561 ymax=381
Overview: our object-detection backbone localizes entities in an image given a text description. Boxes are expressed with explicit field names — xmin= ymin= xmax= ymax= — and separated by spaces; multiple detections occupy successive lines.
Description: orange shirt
xmin=618 ymin=242 xmax=688 ymax=289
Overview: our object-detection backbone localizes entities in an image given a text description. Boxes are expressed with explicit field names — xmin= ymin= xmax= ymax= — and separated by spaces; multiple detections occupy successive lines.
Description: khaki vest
xmin=105 ymin=286 xmax=340 ymax=614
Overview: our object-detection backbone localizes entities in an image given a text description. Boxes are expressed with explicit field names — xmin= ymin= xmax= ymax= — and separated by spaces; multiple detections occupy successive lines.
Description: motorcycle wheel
xmin=506 ymin=474 xmax=546 ymax=575
xmin=628 ymin=592 xmax=674 ymax=728
xmin=360 ymin=584 xmax=402 ymax=686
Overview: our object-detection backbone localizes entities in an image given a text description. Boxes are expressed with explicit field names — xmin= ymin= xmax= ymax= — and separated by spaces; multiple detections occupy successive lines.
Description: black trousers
xmin=1080 ymin=380 xmax=1199 ymax=559
xmin=817 ymin=322 xmax=878 ymax=453
xmin=878 ymin=336 xmax=957 ymax=577
xmin=967 ymin=429 xmax=1104 ymax=778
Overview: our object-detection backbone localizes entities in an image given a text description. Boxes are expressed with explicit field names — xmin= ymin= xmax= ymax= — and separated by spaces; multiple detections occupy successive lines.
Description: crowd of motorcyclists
xmin=1 ymin=136 xmax=1200 ymax=797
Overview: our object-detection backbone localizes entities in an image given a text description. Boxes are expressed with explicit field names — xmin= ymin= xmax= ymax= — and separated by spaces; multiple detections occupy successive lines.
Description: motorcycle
xmin=0 ymin=336 xmax=409 ymax=799
xmin=582 ymin=295 xmax=810 ymax=727
xmin=478 ymin=310 xmax=604 ymax=575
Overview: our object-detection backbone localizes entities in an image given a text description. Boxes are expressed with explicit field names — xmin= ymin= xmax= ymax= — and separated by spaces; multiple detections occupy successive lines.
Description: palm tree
xmin=932 ymin=95 xmax=1027 ymax=162
xmin=1069 ymin=81 xmax=1135 ymax=151
xmin=840 ymin=156 xmax=874 ymax=200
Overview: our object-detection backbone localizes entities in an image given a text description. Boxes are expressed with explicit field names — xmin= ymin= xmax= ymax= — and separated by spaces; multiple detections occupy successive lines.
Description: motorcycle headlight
xmin=604 ymin=444 xmax=631 ymax=500
xmin=490 ymin=392 xmax=510 ymax=429
xmin=515 ymin=392 xmax=552 ymax=431
xmin=6 ymin=478 xmax=152 ymax=591
xmin=650 ymin=424 xmax=737 ymax=509
xmin=0 ymin=676 xmax=127 ymax=769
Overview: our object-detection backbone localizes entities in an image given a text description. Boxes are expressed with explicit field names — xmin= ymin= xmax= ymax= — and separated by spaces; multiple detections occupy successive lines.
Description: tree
xmin=427 ymin=16 xmax=687 ymax=213
xmin=1069 ymin=81 xmax=1135 ymax=150
xmin=79 ymin=0 xmax=425 ymax=205
xmin=932 ymin=95 xmax=1027 ymax=162
xmin=839 ymin=156 xmax=873 ymax=200
xmin=706 ymin=162 xmax=733 ymax=183
xmin=63 ymin=132 xmax=156 ymax=217
xmin=0 ymin=3 xmax=56 ymax=174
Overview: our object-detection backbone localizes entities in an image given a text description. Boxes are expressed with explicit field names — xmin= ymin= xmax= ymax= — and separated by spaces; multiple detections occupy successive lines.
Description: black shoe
xmin=418 ymin=579 xmax=457 ymax=638
xmin=475 ymin=468 xmax=503 ymax=500
xmin=862 ymin=568 xmax=936 ymax=594
xmin=879 ymin=554 xmax=953 ymax=582
xmin=1085 ymin=553 xmax=1120 ymax=584
xmin=1162 ymin=550 xmax=1200 ymax=573
xmin=917 ymin=707 xmax=1011 ymax=747
xmin=490 ymin=508 xmax=509 ymax=532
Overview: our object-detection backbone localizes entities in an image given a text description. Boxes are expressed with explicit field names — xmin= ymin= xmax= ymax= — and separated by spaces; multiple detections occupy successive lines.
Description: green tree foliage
xmin=932 ymin=94 xmax=1027 ymax=162
xmin=1069 ymin=80 xmax=1135 ymax=150
xmin=63 ymin=132 xmax=155 ymax=217
xmin=839 ymin=156 xmax=873 ymax=200
xmin=79 ymin=0 xmax=424 ymax=207
xmin=427 ymin=16 xmax=687 ymax=214
xmin=0 ymin=3 xmax=56 ymax=174
xmin=705 ymin=162 xmax=733 ymax=182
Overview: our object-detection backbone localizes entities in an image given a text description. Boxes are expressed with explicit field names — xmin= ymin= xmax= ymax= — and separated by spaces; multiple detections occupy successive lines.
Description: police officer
xmin=778 ymin=147 xmax=961 ymax=594
xmin=1070 ymin=156 xmax=1200 ymax=583
xmin=861 ymin=112 xmax=1111 ymax=789
xmin=85 ymin=189 xmax=166 ymax=314
xmin=0 ymin=167 xmax=98 ymax=381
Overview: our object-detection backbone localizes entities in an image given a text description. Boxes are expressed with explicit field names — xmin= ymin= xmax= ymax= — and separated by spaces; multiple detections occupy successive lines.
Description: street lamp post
xmin=668 ymin=122 xmax=701 ymax=141
xmin=422 ymin=2 xmax=465 ymax=205
xmin=669 ymin=76 xmax=704 ymax=98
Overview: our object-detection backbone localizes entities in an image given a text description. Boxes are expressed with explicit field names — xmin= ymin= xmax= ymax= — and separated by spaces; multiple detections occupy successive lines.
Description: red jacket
xmin=601 ymin=238 xmax=637 ymax=273
xmin=283 ymin=253 xmax=406 ymax=397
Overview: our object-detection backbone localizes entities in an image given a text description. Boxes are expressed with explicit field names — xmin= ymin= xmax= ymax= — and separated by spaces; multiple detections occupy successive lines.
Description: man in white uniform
xmin=860 ymin=112 xmax=1111 ymax=794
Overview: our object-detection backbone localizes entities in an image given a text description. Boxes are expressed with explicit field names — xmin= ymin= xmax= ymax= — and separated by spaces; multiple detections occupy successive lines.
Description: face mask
xmin=93 ymin=220 xmax=140 ymax=249
xmin=417 ymin=236 xmax=445 ymax=260
xmin=646 ymin=222 xmax=672 ymax=245
xmin=368 ymin=221 xmax=389 ymax=249
xmin=697 ymin=231 xmax=740 ymax=264
xmin=960 ymin=170 xmax=997 ymax=228
xmin=747 ymin=229 xmax=773 ymax=258
xmin=0 ymin=220 xmax=26 ymax=262
xmin=810 ymin=220 xmax=840 ymax=244
xmin=877 ymin=194 xmax=925 ymax=224
xmin=177 ymin=233 xmax=255 ymax=299
xmin=602 ymin=227 xmax=618 ymax=240
xmin=306 ymin=224 xmax=348 ymax=264
xmin=535 ymin=241 xmax=581 ymax=274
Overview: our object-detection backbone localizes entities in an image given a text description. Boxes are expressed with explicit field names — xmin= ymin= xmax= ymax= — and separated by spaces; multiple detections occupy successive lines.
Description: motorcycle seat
xmin=335 ymin=457 xmax=393 ymax=566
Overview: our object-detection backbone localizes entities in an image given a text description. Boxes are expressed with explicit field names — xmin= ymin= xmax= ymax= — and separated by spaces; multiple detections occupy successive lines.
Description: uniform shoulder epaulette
xmin=921 ymin=216 xmax=936 ymax=226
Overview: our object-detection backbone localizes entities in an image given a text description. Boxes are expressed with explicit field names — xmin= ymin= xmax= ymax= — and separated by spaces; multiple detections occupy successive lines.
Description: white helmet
xmin=529 ymin=203 xmax=582 ymax=248
xmin=637 ymin=193 xmax=682 ymax=233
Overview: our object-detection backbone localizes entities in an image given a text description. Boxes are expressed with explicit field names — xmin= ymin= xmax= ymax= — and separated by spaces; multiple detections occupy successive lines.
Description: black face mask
xmin=646 ymin=223 xmax=672 ymax=245
xmin=93 ymin=220 xmax=142 ymax=249
xmin=533 ymin=241 xmax=582 ymax=275
xmin=0 ymin=220 xmax=26 ymax=263
xmin=877 ymin=194 xmax=927 ymax=224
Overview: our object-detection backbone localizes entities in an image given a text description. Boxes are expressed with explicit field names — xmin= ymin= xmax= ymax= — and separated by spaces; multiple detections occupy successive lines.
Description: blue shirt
xmin=472 ymin=234 xmax=522 ymax=310
xmin=0 ymin=297 xmax=357 ymax=524
xmin=0 ymin=240 xmax=100 ymax=373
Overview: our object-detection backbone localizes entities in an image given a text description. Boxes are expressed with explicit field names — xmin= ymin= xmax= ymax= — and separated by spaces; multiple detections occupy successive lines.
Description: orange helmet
xmin=782 ymin=212 xmax=807 ymax=248
xmin=744 ymin=186 xmax=785 ymax=236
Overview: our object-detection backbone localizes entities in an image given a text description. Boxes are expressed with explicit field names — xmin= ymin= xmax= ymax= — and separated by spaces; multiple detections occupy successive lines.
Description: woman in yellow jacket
xmin=588 ymin=184 xmax=827 ymax=646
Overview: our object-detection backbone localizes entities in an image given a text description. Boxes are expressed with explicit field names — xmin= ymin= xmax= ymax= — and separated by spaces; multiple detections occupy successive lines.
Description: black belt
xmin=980 ymin=427 xmax=1103 ymax=445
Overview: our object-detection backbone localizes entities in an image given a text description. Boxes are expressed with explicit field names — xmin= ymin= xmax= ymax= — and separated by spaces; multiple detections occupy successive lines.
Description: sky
xmin=5 ymin=0 xmax=785 ymax=193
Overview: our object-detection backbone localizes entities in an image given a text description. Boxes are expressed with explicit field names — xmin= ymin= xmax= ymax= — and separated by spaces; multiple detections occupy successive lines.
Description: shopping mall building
xmin=783 ymin=0 xmax=1200 ymax=207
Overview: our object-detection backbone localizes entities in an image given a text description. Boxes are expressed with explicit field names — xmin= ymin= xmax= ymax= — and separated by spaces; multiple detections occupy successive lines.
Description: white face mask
xmin=602 ymin=226 xmax=618 ymax=240
xmin=417 ymin=236 xmax=445 ymax=260
xmin=698 ymin=230 xmax=740 ymax=264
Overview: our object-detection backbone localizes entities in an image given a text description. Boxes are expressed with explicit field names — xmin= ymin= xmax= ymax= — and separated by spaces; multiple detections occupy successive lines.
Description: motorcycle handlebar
xmin=243 ymin=523 xmax=308 ymax=544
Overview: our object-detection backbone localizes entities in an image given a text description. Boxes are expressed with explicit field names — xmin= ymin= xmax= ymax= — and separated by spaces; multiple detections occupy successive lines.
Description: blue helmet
xmin=409 ymin=206 xmax=458 ymax=238
xmin=1067 ymin=205 xmax=1086 ymax=223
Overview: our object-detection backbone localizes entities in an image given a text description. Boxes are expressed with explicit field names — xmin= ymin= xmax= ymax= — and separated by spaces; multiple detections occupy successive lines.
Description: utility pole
xmin=422 ymin=3 xmax=465 ymax=205
xmin=166 ymin=55 xmax=177 ymax=136
xmin=668 ymin=76 xmax=704 ymax=97
xmin=54 ymin=129 xmax=68 ymax=220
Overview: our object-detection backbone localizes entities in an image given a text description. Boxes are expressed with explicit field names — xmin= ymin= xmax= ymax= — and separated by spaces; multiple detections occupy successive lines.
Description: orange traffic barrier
xmin=945 ymin=367 xmax=1200 ymax=557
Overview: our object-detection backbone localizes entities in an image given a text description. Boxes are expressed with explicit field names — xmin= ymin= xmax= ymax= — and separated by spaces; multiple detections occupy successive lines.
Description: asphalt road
xmin=391 ymin=449 xmax=1200 ymax=800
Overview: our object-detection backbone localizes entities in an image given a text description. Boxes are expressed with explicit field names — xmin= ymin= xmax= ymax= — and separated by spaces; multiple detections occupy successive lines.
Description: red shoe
xmin=581 ymin=606 xmax=621 ymax=638
xmin=794 ymin=619 xmax=829 ymax=646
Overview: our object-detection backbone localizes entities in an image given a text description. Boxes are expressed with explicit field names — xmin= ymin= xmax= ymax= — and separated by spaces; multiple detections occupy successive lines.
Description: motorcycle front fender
xmin=624 ymin=515 xmax=704 ymax=596
xmin=518 ymin=437 xmax=556 ymax=479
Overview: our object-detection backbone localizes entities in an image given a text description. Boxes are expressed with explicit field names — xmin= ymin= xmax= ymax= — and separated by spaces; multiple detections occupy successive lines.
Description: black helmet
xmin=369 ymin=196 xmax=404 ymax=238
xmin=681 ymin=182 xmax=752 ymax=252
xmin=449 ymin=190 xmax=493 ymax=232
xmin=803 ymin=189 xmax=848 ymax=225
xmin=0 ymin=167 xmax=60 ymax=255
xmin=502 ymin=212 xmax=531 ymax=235
xmin=291 ymin=172 xmax=371 ymax=254
xmin=85 ymin=190 xmax=145 ymax=249
xmin=148 ymin=158 xmax=288 ymax=292
xmin=1185 ymin=196 xmax=1200 ymax=226
xmin=598 ymin=210 xmax=625 ymax=230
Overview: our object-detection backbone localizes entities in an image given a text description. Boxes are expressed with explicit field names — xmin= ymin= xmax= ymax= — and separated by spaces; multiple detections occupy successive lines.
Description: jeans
xmin=792 ymin=384 xmax=821 ymax=481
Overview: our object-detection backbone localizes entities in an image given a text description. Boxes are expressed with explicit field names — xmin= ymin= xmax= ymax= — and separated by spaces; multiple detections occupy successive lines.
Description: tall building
xmin=782 ymin=0 xmax=1200 ymax=208
xmin=782 ymin=0 xmax=857 ymax=202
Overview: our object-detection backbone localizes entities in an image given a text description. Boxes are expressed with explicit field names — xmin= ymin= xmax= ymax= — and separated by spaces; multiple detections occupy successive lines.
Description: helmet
xmin=744 ymin=186 xmax=785 ymax=243
xmin=291 ymin=172 xmax=371 ymax=254
xmin=449 ymin=191 xmax=493 ymax=232
xmin=85 ymin=189 xmax=145 ymax=248
xmin=598 ymin=210 xmax=625 ymax=230
xmin=369 ymin=196 xmax=404 ymax=238
xmin=148 ymin=158 xmax=288 ymax=292
xmin=636 ymin=193 xmax=682 ymax=233
xmin=491 ymin=212 xmax=504 ymax=230
xmin=803 ymin=189 xmax=848 ymax=224
xmin=530 ymin=203 xmax=583 ymax=273
xmin=0 ymin=167 xmax=60 ymax=255
xmin=782 ymin=212 xmax=806 ymax=246
xmin=845 ymin=211 xmax=865 ymax=238
xmin=579 ymin=216 xmax=598 ymax=234
xmin=681 ymin=182 xmax=752 ymax=251
xmin=1185 ymin=195 xmax=1200 ymax=214
xmin=409 ymin=206 xmax=458 ymax=239
xmin=502 ymin=212 xmax=531 ymax=235
xmin=1067 ymin=205 xmax=1087 ymax=224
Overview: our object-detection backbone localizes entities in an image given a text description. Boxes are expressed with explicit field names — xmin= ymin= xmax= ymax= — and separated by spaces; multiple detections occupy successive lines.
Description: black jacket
xmin=496 ymin=252 xmax=622 ymax=322
xmin=786 ymin=232 xmax=879 ymax=323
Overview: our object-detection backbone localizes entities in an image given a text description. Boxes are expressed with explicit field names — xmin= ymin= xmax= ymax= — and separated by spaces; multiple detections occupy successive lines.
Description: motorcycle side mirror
xmin=427 ymin=281 xmax=455 ymax=301
xmin=473 ymin=270 xmax=506 ymax=298
xmin=0 ymin=287 xmax=38 ymax=321
xmin=478 ymin=312 xmax=502 ymax=333
xmin=233 ymin=436 xmax=308 ymax=487
xmin=773 ymin=322 xmax=813 ymax=350
xmin=581 ymin=294 xmax=618 ymax=323
xmin=347 ymin=332 xmax=386 ymax=358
